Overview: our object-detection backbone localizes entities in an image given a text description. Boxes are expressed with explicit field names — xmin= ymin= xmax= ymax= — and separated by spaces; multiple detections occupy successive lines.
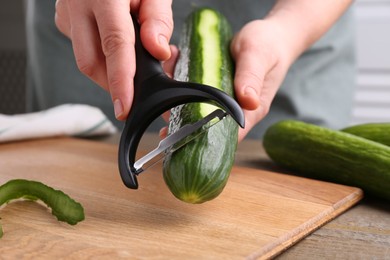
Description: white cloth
xmin=0 ymin=104 xmax=117 ymax=143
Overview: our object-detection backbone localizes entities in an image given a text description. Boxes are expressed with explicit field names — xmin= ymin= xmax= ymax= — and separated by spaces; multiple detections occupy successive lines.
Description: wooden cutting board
xmin=0 ymin=138 xmax=362 ymax=259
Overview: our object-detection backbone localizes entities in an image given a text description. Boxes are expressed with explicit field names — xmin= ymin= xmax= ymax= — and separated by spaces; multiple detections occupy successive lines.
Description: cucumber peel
xmin=0 ymin=179 xmax=85 ymax=238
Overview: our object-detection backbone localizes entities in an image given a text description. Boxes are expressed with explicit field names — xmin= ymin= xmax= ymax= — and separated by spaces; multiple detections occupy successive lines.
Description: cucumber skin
xmin=263 ymin=120 xmax=390 ymax=201
xmin=163 ymin=8 xmax=238 ymax=204
xmin=342 ymin=123 xmax=390 ymax=147
xmin=0 ymin=179 xmax=84 ymax=225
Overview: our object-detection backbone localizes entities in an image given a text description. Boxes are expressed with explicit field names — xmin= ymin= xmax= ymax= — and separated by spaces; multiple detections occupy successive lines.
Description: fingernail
xmin=114 ymin=99 xmax=123 ymax=119
xmin=244 ymin=86 xmax=257 ymax=97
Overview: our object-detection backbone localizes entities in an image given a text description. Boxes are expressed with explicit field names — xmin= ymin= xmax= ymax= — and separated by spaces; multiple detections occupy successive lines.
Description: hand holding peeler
xmin=118 ymin=14 xmax=245 ymax=189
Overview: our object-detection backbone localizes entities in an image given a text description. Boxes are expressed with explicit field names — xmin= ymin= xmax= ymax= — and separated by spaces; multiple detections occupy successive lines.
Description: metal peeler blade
xmin=133 ymin=109 xmax=227 ymax=173
xmin=118 ymin=14 xmax=245 ymax=189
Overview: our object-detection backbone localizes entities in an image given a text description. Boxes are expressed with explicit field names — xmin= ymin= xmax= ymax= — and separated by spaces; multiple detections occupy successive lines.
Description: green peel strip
xmin=0 ymin=179 xmax=85 ymax=238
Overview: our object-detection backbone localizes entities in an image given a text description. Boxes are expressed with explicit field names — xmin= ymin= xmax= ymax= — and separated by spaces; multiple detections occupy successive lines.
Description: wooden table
xmin=98 ymin=133 xmax=390 ymax=259
xmin=0 ymin=133 xmax=387 ymax=258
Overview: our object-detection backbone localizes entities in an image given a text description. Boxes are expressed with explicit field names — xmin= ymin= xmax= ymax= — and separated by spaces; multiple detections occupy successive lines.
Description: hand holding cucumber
xmin=163 ymin=1 xmax=353 ymax=141
xmin=230 ymin=20 xmax=292 ymax=141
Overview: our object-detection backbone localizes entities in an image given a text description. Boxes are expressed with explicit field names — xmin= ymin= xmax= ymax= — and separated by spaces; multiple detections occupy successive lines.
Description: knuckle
xmin=54 ymin=14 xmax=65 ymax=34
xmin=108 ymin=72 xmax=125 ymax=93
xmin=141 ymin=13 xmax=173 ymax=34
xmin=75 ymin=57 xmax=96 ymax=78
xmin=233 ymin=36 xmax=256 ymax=54
xmin=154 ymin=15 xmax=173 ymax=32
xmin=240 ymin=70 xmax=263 ymax=87
xmin=54 ymin=1 xmax=68 ymax=35
xmin=240 ymin=39 xmax=259 ymax=54
xmin=101 ymin=31 xmax=130 ymax=58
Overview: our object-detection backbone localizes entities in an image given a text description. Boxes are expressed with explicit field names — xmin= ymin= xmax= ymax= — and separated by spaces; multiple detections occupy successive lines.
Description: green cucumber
xmin=342 ymin=123 xmax=390 ymax=146
xmin=263 ymin=120 xmax=390 ymax=201
xmin=163 ymin=8 xmax=238 ymax=204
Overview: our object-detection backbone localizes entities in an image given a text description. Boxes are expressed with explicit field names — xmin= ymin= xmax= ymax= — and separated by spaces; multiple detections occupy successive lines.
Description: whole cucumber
xmin=163 ymin=8 xmax=238 ymax=204
xmin=263 ymin=120 xmax=390 ymax=201
xmin=342 ymin=123 xmax=390 ymax=146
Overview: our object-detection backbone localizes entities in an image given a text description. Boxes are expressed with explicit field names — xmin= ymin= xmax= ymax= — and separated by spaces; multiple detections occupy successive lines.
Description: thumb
xmin=231 ymin=43 xmax=264 ymax=111
xmin=162 ymin=45 xmax=179 ymax=78
xmin=138 ymin=1 xmax=173 ymax=61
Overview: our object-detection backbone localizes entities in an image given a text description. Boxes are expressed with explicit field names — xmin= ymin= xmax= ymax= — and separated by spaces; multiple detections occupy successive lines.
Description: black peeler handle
xmin=118 ymin=14 xmax=245 ymax=189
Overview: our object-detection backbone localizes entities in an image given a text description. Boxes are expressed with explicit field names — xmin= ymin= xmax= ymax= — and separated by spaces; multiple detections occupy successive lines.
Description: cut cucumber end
xmin=179 ymin=192 xmax=204 ymax=204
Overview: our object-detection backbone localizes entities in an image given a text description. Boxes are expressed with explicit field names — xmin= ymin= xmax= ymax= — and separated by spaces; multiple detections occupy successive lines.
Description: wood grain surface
xmin=231 ymin=136 xmax=390 ymax=260
xmin=0 ymin=137 xmax=362 ymax=259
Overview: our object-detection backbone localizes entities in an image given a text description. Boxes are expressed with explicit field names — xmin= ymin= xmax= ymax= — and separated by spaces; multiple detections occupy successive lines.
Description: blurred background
xmin=0 ymin=0 xmax=26 ymax=115
xmin=0 ymin=0 xmax=389 ymax=125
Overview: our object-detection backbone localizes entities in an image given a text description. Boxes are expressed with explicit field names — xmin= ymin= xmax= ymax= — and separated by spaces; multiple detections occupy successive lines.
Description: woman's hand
xmin=162 ymin=20 xmax=293 ymax=142
xmin=162 ymin=0 xmax=353 ymax=141
xmin=54 ymin=0 xmax=173 ymax=120
xmin=231 ymin=0 xmax=353 ymax=140
xmin=163 ymin=1 xmax=352 ymax=141
xmin=230 ymin=20 xmax=293 ymax=141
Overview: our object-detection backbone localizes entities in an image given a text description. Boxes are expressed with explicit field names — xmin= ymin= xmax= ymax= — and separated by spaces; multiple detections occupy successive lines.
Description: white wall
xmin=351 ymin=0 xmax=390 ymax=124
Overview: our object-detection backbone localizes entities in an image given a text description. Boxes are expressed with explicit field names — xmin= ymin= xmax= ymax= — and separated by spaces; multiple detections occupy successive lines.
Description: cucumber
xmin=263 ymin=120 xmax=390 ymax=201
xmin=163 ymin=8 xmax=238 ymax=204
xmin=342 ymin=123 xmax=390 ymax=147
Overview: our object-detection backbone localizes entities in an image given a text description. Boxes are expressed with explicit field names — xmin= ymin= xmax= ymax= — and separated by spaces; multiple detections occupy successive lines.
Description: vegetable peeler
xmin=118 ymin=14 xmax=245 ymax=189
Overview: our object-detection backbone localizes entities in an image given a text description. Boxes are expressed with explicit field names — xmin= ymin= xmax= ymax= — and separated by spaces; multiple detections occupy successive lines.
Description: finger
xmin=161 ymin=45 xmax=177 ymax=125
xmin=66 ymin=1 xmax=109 ymax=90
xmin=138 ymin=0 xmax=173 ymax=61
xmin=94 ymin=1 xmax=134 ymax=120
xmin=231 ymin=39 xmax=264 ymax=111
xmin=159 ymin=126 xmax=168 ymax=139
xmin=162 ymin=45 xmax=179 ymax=78
xmin=237 ymin=106 xmax=267 ymax=142
xmin=54 ymin=0 xmax=71 ymax=37
xmin=161 ymin=110 xmax=170 ymax=122
xmin=238 ymin=125 xmax=249 ymax=143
